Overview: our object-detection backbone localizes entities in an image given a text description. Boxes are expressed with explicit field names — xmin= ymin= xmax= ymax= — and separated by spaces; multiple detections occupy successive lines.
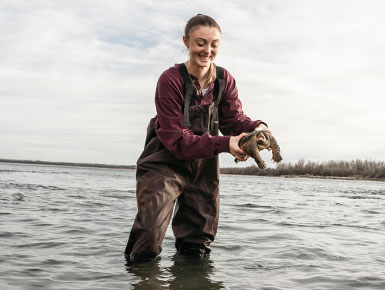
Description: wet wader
xmin=125 ymin=63 xmax=225 ymax=260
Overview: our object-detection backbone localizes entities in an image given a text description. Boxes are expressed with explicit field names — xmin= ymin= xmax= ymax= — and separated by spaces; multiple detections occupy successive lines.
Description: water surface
xmin=1 ymin=163 xmax=384 ymax=289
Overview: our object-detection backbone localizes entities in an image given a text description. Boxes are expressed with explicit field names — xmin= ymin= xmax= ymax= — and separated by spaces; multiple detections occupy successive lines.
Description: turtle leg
xmin=253 ymin=150 xmax=266 ymax=169
xmin=234 ymin=153 xmax=248 ymax=163
xmin=270 ymin=136 xmax=283 ymax=163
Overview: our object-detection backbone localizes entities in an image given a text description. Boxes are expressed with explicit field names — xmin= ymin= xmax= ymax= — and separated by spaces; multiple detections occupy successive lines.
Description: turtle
xmin=235 ymin=130 xmax=283 ymax=169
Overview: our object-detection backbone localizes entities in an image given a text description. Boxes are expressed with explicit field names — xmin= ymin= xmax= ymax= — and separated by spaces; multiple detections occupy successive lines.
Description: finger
xmin=235 ymin=148 xmax=246 ymax=155
xmin=239 ymin=156 xmax=248 ymax=161
xmin=238 ymin=157 xmax=248 ymax=162
xmin=237 ymin=132 xmax=248 ymax=141
xmin=235 ymin=155 xmax=244 ymax=161
xmin=236 ymin=153 xmax=248 ymax=161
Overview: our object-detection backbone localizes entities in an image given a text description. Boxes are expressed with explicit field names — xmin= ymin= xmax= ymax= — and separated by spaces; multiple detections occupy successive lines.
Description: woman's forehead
xmin=189 ymin=25 xmax=221 ymax=40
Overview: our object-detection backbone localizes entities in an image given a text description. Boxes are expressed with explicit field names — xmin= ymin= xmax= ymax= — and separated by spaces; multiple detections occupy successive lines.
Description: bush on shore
xmin=220 ymin=159 xmax=385 ymax=179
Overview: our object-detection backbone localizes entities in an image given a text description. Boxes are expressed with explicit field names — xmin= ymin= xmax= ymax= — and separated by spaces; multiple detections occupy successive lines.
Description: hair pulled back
xmin=184 ymin=14 xmax=221 ymax=39
xmin=184 ymin=14 xmax=221 ymax=89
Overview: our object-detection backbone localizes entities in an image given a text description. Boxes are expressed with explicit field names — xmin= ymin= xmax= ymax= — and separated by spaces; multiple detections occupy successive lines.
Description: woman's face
xmin=184 ymin=25 xmax=221 ymax=69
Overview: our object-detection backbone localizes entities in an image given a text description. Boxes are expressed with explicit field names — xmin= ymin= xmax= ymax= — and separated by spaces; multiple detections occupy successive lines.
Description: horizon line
xmin=0 ymin=158 xmax=136 ymax=170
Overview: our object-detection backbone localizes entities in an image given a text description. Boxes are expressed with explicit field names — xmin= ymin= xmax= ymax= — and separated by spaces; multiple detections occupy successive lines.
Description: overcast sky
xmin=1 ymin=0 xmax=384 ymax=167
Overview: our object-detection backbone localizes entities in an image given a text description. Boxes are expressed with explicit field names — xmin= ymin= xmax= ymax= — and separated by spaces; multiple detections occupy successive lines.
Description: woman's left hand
xmin=229 ymin=133 xmax=249 ymax=162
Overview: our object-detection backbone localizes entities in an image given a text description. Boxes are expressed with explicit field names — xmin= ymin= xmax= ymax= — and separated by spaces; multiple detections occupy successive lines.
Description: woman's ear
xmin=183 ymin=36 xmax=189 ymax=48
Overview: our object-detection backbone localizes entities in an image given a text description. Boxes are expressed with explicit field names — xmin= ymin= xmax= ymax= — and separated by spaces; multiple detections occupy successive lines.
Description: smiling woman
xmin=182 ymin=16 xmax=221 ymax=90
xmin=124 ymin=14 xmax=274 ymax=262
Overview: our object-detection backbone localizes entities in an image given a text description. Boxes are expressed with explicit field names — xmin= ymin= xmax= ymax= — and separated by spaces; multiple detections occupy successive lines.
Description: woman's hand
xmin=229 ymin=133 xmax=249 ymax=162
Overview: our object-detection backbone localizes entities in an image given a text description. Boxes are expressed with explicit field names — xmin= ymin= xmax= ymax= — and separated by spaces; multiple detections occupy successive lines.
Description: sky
xmin=1 ymin=0 xmax=384 ymax=167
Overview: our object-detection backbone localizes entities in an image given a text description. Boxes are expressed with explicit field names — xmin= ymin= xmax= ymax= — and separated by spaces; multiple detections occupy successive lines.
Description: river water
xmin=0 ymin=162 xmax=384 ymax=290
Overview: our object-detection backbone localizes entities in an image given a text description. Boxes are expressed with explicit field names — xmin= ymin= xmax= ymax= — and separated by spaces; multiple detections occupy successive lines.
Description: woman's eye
xmin=197 ymin=43 xmax=204 ymax=47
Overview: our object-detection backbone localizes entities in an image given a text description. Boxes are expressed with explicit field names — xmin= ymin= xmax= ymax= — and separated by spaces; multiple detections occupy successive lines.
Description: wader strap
xmin=210 ymin=66 xmax=225 ymax=131
xmin=179 ymin=63 xmax=196 ymax=127
xmin=179 ymin=63 xmax=225 ymax=129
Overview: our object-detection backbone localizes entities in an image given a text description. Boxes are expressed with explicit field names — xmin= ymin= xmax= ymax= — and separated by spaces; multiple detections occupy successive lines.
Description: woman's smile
xmin=198 ymin=54 xmax=211 ymax=64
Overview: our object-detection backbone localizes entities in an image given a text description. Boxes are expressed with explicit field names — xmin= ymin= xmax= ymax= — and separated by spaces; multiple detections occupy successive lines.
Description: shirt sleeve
xmin=219 ymin=69 xmax=267 ymax=136
xmin=154 ymin=69 xmax=231 ymax=160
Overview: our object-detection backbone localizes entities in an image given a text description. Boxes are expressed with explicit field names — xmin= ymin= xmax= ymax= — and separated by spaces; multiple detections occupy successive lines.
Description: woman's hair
xmin=184 ymin=14 xmax=221 ymax=89
xmin=184 ymin=14 xmax=221 ymax=39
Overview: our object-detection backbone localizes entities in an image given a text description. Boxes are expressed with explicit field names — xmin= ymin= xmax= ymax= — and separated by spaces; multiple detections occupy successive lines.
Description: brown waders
xmin=125 ymin=63 xmax=225 ymax=261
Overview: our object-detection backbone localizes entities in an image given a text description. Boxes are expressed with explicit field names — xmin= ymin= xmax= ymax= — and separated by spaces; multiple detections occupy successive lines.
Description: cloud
xmin=1 ymin=0 xmax=385 ymax=165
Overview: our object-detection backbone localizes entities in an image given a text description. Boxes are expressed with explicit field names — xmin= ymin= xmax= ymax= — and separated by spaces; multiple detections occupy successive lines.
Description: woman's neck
xmin=186 ymin=60 xmax=210 ymax=82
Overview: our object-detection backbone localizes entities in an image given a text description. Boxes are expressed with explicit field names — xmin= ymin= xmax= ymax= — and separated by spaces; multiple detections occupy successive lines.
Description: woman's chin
xmin=197 ymin=60 xmax=212 ymax=68
xmin=190 ymin=57 xmax=213 ymax=69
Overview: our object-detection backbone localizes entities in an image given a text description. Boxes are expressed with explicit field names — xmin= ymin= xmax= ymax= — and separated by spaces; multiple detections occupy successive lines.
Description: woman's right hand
xmin=229 ymin=133 xmax=248 ymax=162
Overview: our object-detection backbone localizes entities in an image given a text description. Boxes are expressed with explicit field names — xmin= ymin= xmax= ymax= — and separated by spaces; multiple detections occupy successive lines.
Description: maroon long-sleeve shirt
xmin=154 ymin=64 xmax=266 ymax=160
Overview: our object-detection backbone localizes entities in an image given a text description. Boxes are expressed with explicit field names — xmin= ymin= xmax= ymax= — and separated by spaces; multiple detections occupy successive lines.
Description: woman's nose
xmin=203 ymin=44 xmax=210 ymax=54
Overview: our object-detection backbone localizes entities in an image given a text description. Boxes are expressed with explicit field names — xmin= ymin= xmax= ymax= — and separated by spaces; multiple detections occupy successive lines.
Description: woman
xmin=125 ymin=14 xmax=271 ymax=261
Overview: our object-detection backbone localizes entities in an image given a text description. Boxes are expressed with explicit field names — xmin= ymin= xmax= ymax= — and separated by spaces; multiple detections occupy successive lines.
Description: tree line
xmin=220 ymin=159 xmax=385 ymax=180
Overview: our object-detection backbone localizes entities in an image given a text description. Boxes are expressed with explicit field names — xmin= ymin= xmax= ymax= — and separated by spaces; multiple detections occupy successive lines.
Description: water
xmin=1 ymin=162 xmax=384 ymax=290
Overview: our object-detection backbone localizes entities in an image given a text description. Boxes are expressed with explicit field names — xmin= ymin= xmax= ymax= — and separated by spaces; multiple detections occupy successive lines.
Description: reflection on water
xmin=125 ymin=255 xmax=224 ymax=290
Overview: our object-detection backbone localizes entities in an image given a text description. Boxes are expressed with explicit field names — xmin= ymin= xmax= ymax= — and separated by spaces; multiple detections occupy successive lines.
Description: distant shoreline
xmin=220 ymin=159 xmax=385 ymax=182
xmin=275 ymin=174 xmax=384 ymax=182
xmin=220 ymin=172 xmax=385 ymax=182
xmin=0 ymin=159 xmax=136 ymax=170
xmin=1 ymin=158 xmax=384 ymax=182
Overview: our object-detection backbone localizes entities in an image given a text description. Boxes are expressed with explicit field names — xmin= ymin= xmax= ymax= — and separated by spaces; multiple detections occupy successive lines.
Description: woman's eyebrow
xmin=195 ymin=37 xmax=220 ymax=42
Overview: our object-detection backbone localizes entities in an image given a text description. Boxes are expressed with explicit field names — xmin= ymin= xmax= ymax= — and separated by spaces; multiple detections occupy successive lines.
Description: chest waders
xmin=125 ymin=64 xmax=225 ymax=261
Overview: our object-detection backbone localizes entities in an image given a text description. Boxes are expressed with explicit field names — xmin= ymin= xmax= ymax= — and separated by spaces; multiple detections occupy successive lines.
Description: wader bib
xmin=125 ymin=63 xmax=225 ymax=260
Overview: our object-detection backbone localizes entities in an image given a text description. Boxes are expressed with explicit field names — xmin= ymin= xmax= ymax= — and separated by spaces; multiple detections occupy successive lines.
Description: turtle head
xmin=255 ymin=131 xmax=270 ymax=148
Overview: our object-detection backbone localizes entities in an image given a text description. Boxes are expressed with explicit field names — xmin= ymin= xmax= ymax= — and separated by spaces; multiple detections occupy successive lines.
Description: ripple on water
xmin=3 ymin=182 xmax=65 ymax=191
xmin=14 ymin=241 xmax=68 ymax=249
xmin=272 ymin=245 xmax=348 ymax=262
xmin=347 ymin=195 xmax=381 ymax=200
xmin=361 ymin=209 xmax=381 ymax=214
xmin=233 ymin=203 xmax=274 ymax=208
